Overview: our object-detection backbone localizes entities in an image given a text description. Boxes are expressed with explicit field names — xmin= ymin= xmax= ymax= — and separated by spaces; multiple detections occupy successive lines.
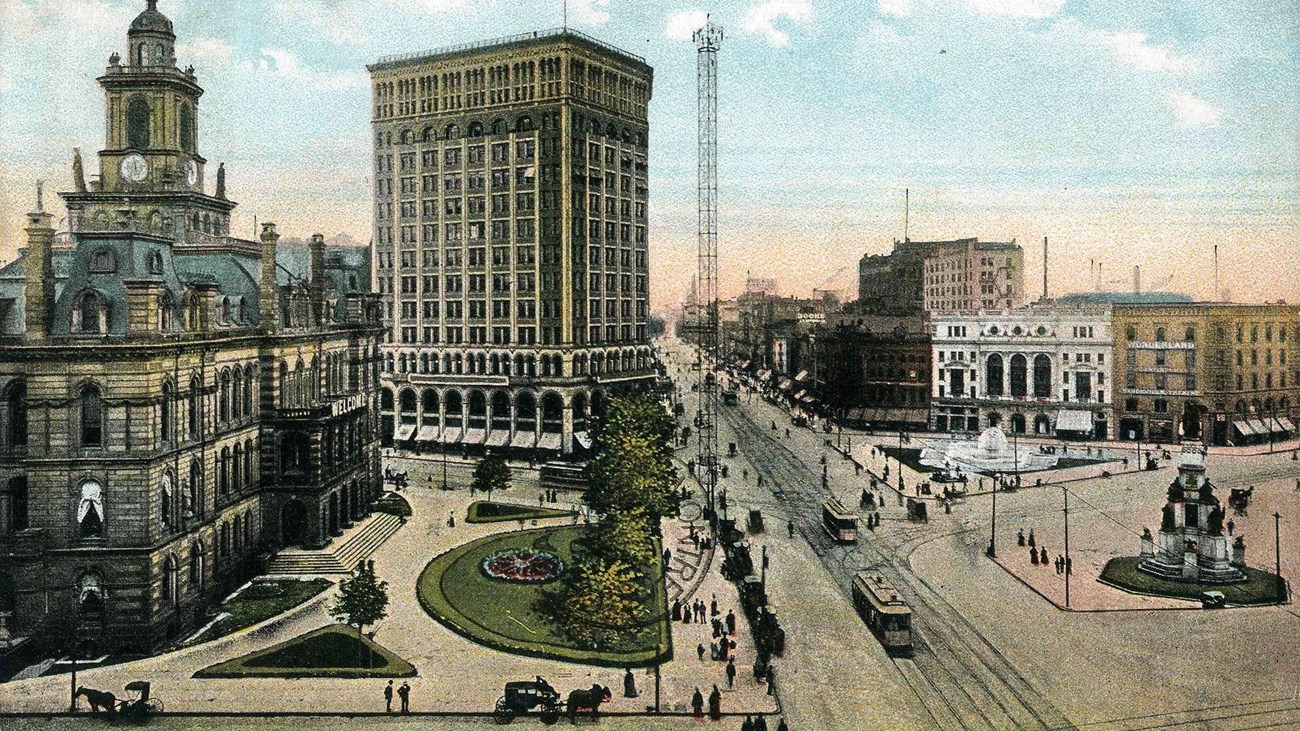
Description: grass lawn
xmin=465 ymin=500 xmax=575 ymax=524
xmin=1099 ymin=557 xmax=1288 ymax=605
xmin=185 ymin=578 xmax=333 ymax=646
xmin=194 ymin=624 xmax=416 ymax=679
xmin=881 ymin=447 xmax=1117 ymax=476
xmin=374 ymin=492 xmax=412 ymax=517
xmin=417 ymin=525 xmax=670 ymax=667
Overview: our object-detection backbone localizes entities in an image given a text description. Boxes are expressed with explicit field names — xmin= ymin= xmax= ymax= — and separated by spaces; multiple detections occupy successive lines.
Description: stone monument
xmin=1138 ymin=446 xmax=1246 ymax=583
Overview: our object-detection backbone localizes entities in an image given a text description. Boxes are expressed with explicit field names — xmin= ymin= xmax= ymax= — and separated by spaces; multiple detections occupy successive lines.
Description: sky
xmin=0 ymin=0 xmax=1297 ymax=314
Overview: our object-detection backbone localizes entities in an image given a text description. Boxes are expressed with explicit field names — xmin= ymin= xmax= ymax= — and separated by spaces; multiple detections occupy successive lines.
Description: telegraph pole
xmin=986 ymin=479 xmax=998 ymax=558
xmin=1275 ymin=512 xmax=1283 ymax=580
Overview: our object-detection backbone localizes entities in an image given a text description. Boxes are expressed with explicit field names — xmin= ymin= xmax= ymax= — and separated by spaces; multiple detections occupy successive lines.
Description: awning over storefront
xmin=1279 ymin=417 xmax=1297 ymax=433
xmin=538 ymin=433 xmax=562 ymax=451
xmin=486 ymin=430 xmax=510 ymax=447
xmin=851 ymin=407 xmax=929 ymax=424
xmin=395 ymin=424 xmax=416 ymax=442
xmin=416 ymin=425 xmax=440 ymax=442
xmin=463 ymin=429 xmax=486 ymax=445
xmin=1233 ymin=420 xmax=1257 ymax=436
xmin=1246 ymin=418 xmax=1269 ymax=435
xmin=574 ymin=430 xmax=594 ymax=449
xmin=441 ymin=427 xmax=463 ymax=444
xmin=511 ymin=431 xmax=537 ymax=449
xmin=1055 ymin=409 xmax=1093 ymax=433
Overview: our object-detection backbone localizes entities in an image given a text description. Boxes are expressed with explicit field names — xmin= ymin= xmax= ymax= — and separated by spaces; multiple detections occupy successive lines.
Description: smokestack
xmin=309 ymin=233 xmax=326 ymax=325
xmin=1042 ymin=236 xmax=1048 ymax=300
xmin=1134 ymin=265 xmax=1141 ymax=295
xmin=24 ymin=182 xmax=55 ymax=342
xmin=259 ymin=222 xmax=280 ymax=330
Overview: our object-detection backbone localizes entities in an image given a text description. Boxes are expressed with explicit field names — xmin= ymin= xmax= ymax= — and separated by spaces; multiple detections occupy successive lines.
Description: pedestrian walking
xmin=539 ymin=493 xmax=545 ymax=506
xmin=692 ymin=687 xmax=705 ymax=718
xmin=1065 ymin=556 xmax=1072 ymax=575
xmin=726 ymin=609 xmax=737 ymax=635
xmin=1030 ymin=547 xmax=1039 ymax=565
xmin=711 ymin=594 xmax=719 ymax=617
xmin=742 ymin=716 xmax=755 ymax=731
xmin=785 ymin=428 xmax=790 ymax=437
xmin=664 ymin=548 xmax=673 ymax=567
xmin=777 ymin=718 xmax=789 ymax=731
xmin=709 ymin=684 xmax=723 ymax=720
xmin=447 ymin=512 xmax=455 ymax=528
xmin=787 ymin=519 xmax=795 ymax=538
xmin=726 ymin=657 xmax=737 ymax=688
xmin=384 ymin=680 xmax=393 ymax=713
xmin=624 ymin=668 xmax=638 ymax=698
xmin=1028 ymin=529 xmax=1036 ymax=548
xmin=1017 ymin=529 xmax=1026 ymax=546
xmin=765 ymin=665 xmax=776 ymax=695
xmin=754 ymin=714 xmax=769 ymax=731
xmin=673 ymin=599 xmax=682 ymax=621
xmin=698 ymin=643 xmax=706 ymax=661
xmin=1040 ymin=547 xmax=1048 ymax=565
xmin=1227 ymin=519 xmax=1235 ymax=536
xmin=398 ymin=681 xmax=410 ymax=714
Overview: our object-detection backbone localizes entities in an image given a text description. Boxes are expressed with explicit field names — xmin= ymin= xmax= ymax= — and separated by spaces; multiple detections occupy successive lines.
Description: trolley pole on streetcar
xmin=1275 ymin=512 xmax=1283 ymax=580
xmin=1063 ymin=486 xmax=1071 ymax=608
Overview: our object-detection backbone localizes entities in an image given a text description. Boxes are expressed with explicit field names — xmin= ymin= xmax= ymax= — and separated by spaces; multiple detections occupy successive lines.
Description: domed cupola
xmin=128 ymin=1 xmax=176 ymax=67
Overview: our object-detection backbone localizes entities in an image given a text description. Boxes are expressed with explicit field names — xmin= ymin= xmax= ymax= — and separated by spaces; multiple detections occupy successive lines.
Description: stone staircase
xmin=265 ymin=513 xmax=403 ymax=576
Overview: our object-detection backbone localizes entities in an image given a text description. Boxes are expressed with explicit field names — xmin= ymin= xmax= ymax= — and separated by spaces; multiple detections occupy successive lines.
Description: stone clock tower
xmin=63 ymin=0 xmax=237 ymax=244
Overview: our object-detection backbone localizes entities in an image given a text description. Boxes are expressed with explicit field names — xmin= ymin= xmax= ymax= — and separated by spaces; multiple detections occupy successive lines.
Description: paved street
xmin=662 ymin=337 xmax=1300 ymax=731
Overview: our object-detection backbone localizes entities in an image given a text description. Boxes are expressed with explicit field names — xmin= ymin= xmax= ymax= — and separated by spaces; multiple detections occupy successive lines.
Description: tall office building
xmin=367 ymin=30 xmax=655 ymax=454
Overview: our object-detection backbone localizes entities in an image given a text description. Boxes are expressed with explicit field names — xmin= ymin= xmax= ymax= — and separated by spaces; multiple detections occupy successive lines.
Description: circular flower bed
xmin=481 ymin=549 xmax=564 ymax=583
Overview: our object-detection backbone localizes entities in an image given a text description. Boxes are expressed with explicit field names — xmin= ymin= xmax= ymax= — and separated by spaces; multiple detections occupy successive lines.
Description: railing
xmin=373 ymin=28 xmax=646 ymax=68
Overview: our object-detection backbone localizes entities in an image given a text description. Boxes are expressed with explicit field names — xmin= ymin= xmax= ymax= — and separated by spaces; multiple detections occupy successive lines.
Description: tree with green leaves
xmin=553 ymin=555 xmax=644 ymax=650
xmin=330 ymin=560 xmax=390 ymax=637
xmin=586 ymin=505 xmax=657 ymax=569
xmin=472 ymin=455 xmax=512 ymax=502
xmin=585 ymin=393 xmax=679 ymax=521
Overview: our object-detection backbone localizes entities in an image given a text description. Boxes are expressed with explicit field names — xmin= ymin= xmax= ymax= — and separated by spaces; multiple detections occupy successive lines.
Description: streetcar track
xmin=719 ymin=399 xmax=1075 ymax=731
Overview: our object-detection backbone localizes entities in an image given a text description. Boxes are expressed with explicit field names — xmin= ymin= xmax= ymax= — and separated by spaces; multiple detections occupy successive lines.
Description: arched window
xmin=90 ymin=249 xmax=117 ymax=273
xmin=5 ymin=380 xmax=27 ymax=448
xmin=76 ymin=291 xmax=106 ymax=334
xmin=986 ymin=354 xmax=1004 ymax=397
xmin=127 ymin=95 xmax=151 ymax=149
xmin=179 ymin=103 xmax=194 ymax=152
xmin=159 ymin=291 xmax=175 ymax=331
xmin=219 ymin=369 xmax=230 ymax=423
xmin=1009 ymin=355 xmax=1028 ymax=398
xmin=232 ymin=443 xmax=243 ymax=489
xmin=165 ymin=555 xmax=179 ymax=605
xmin=187 ymin=376 xmax=200 ymax=437
xmin=78 ymin=481 xmax=105 ymax=538
xmin=81 ymin=384 xmax=104 ymax=447
xmin=160 ymin=473 xmax=173 ymax=527
xmin=219 ymin=446 xmax=231 ymax=495
xmin=1125 ymin=325 xmax=1136 ymax=340
xmin=244 ymin=438 xmax=255 ymax=486
xmin=1032 ymin=354 xmax=1052 ymax=398
xmin=231 ymin=366 xmax=243 ymax=421
xmin=188 ymin=459 xmax=202 ymax=517
xmin=161 ymin=381 xmax=173 ymax=442
xmin=244 ymin=367 xmax=254 ymax=416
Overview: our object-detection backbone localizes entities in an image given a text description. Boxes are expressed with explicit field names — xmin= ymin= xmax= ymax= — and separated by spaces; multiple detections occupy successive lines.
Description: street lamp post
xmin=1275 ymin=512 xmax=1283 ymax=580
xmin=441 ymin=438 xmax=448 ymax=490
xmin=987 ymin=478 xmax=998 ymax=559
xmin=1063 ymin=486 xmax=1071 ymax=608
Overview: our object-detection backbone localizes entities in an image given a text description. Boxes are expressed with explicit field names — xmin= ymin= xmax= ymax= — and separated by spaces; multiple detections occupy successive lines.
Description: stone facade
xmin=368 ymin=30 xmax=657 ymax=455
xmin=1112 ymin=303 xmax=1300 ymax=446
xmin=0 ymin=3 xmax=385 ymax=656
xmin=929 ymin=303 xmax=1114 ymax=438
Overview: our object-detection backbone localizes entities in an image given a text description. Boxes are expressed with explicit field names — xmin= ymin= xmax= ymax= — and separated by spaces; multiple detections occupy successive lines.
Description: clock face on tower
xmin=120 ymin=153 xmax=148 ymax=183
xmin=183 ymin=159 xmax=198 ymax=187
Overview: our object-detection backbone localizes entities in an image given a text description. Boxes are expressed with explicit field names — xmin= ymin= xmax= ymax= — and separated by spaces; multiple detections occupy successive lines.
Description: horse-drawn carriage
xmin=493 ymin=678 xmax=611 ymax=725
xmin=76 ymin=681 xmax=163 ymax=724
xmin=1228 ymin=486 xmax=1254 ymax=515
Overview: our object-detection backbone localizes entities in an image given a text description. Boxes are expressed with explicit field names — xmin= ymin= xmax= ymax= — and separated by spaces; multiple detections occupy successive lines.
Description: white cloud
xmin=1167 ymin=92 xmax=1221 ymax=128
xmin=177 ymin=37 xmax=235 ymax=64
xmin=666 ymin=9 xmax=709 ymax=41
xmin=240 ymin=48 xmax=367 ymax=92
xmin=570 ymin=0 xmax=611 ymax=26
xmin=383 ymin=0 xmax=469 ymax=11
xmin=1102 ymin=31 xmax=1201 ymax=74
xmin=877 ymin=0 xmax=915 ymax=17
xmin=742 ymin=0 xmax=813 ymax=48
xmin=962 ymin=0 xmax=1065 ymax=18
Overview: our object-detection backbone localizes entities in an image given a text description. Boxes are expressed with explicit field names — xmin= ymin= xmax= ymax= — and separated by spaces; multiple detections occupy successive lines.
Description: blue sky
xmin=1 ymin=0 xmax=1296 ymax=311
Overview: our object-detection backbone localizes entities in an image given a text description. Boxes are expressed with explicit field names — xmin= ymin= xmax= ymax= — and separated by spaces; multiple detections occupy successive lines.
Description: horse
xmin=75 ymin=686 xmax=117 ymax=716
xmin=566 ymin=684 xmax=611 ymax=722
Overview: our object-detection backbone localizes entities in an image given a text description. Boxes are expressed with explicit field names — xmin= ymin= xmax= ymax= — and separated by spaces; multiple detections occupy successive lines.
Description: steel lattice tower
xmin=693 ymin=19 xmax=723 ymax=524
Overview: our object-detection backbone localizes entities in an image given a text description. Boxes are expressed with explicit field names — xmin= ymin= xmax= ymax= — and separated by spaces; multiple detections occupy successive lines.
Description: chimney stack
xmin=309 ymin=233 xmax=326 ymax=325
xmin=259 ymin=222 xmax=280 ymax=330
xmin=1134 ymin=265 xmax=1141 ymax=295
xmin=24 ymin=182 xmax=55 ymax=342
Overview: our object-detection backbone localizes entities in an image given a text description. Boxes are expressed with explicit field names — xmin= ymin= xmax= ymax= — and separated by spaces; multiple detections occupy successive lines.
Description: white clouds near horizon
xmin=742 ymin=0 xmax=812 ymax=47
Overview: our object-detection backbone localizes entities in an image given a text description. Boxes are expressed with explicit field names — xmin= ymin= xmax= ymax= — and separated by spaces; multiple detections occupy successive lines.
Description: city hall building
xmin=930 ymin=303 xmax=1115 ymax=439
xmin=367 ymin=29 xmax=656 ymax=456
xmin=0 ymin=3 xmax=384 ymax=656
